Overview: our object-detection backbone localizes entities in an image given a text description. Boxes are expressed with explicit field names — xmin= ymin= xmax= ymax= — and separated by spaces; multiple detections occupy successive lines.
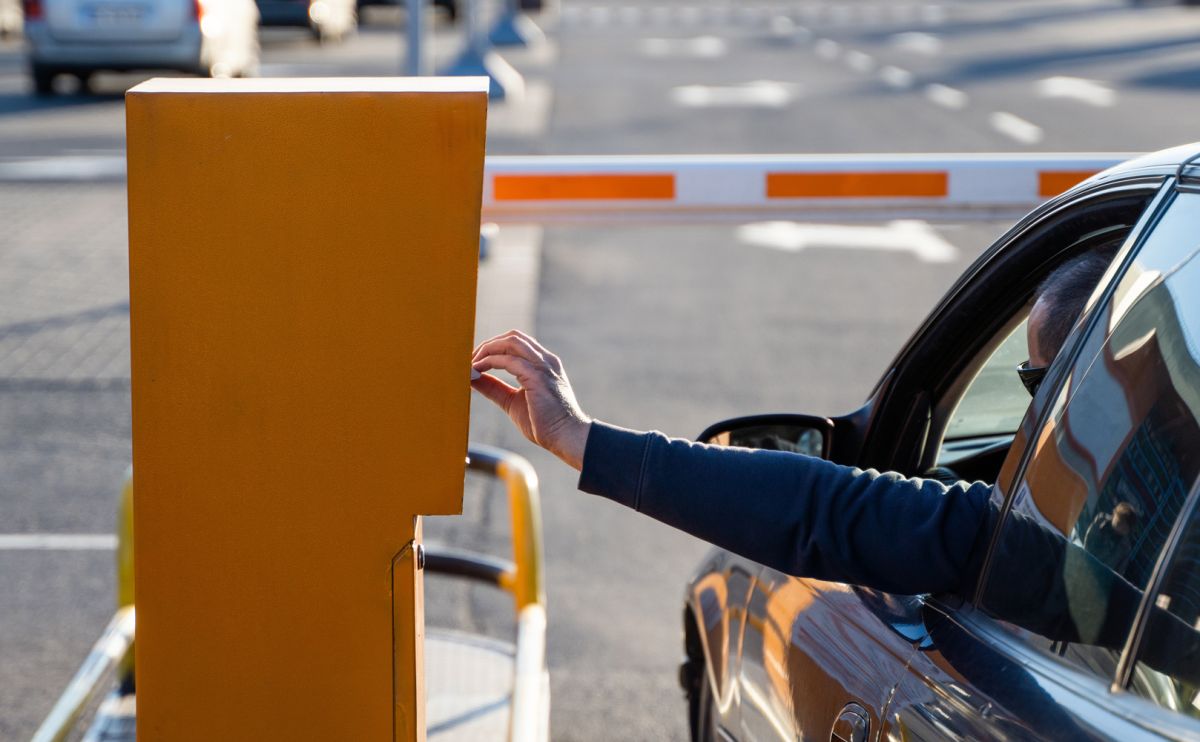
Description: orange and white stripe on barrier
xmin=481 ymin=154 xmax=1134 ymax=223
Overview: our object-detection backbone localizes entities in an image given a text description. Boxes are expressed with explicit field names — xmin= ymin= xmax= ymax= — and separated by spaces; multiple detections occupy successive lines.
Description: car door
xmin=885 ymin=180 xmax=1200 ymax=740
xmin=689 ymin=173 xmax=1170 ymax=742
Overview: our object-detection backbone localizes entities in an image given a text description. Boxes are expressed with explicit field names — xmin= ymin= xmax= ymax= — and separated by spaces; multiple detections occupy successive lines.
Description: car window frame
xmin=970 ymin=177 xmax=1179 ymax=606
xmin=855 ymin=179 xmax=1165 ymax=476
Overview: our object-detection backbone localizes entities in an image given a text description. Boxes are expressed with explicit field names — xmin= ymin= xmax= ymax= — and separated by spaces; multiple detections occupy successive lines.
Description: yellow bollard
xmin=126 ymin=77 xmax=488 ymax=741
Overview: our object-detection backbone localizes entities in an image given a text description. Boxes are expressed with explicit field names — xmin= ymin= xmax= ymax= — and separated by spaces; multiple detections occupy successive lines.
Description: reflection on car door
xmin=737 ymin=566 xmax=930 ymax=741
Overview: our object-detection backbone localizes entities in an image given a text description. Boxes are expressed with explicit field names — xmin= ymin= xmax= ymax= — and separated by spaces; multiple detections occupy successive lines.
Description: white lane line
xmin=890 ymin=31 xmax=942 ymax=55
xmin=640 ymin=36 xmax=728 ymax=59
xmin=737 ymin=220 xmax=958 ymax=263
xmin=671 ymin=80 xmax=800 ymax=109
xmin=924 ymin=83 xmax=968 ymax=109
xmin=769 ymin=14 xmax=796 ymax=38
xmin=1035 ymin=76 xmax=1116 ymax=107
xmin=0 ymin=534 xmax=117 ymax=550
xmin=880 ymin=65 xmax=915 ymax=89
xmin=0 ymin=154 xmax=126 ymax=181
xmin=814 ymin=38 xmax=841 ymax=60
xmin=990 ymin=111 xmax=1044 ymax=144
xmin=845 ymin=50 xmax=875 ymax=72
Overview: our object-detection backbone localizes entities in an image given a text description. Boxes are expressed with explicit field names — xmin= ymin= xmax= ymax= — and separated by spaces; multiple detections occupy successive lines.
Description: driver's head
xmin=1027 ymin=250 xmax=1116 ymax=367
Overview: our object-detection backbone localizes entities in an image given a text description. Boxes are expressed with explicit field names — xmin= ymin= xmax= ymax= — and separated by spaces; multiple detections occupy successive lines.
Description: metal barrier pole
xmin=488 ymin=0 xmax=545 ymax=48
xmin=405 ymin=0 xmax=428 ymax=76
xmin=443 ymin=0 xmax=525 ymax=100
xmin=30 ymin=607 xmax=135 ymax=742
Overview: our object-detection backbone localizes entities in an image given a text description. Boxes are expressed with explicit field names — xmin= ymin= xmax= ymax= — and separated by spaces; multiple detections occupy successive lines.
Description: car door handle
xmin=830 ymin=703 xmax=869 ymax=742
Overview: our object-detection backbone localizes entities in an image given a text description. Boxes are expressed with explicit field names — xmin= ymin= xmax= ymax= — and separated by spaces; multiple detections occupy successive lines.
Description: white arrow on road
xmin=736 ymin=220 xmax=958 ymax=263
xmin=671 ymin=81 xmax=799 ymax=108
xmin=1036 ymin=76 xmax=1116 ymax=107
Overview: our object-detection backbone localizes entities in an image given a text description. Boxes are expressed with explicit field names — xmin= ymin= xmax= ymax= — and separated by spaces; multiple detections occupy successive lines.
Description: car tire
xmin=31 ymin=65 xmax=55 ymax=96
xmin=693 ymin=668 xmax=718 ymax=742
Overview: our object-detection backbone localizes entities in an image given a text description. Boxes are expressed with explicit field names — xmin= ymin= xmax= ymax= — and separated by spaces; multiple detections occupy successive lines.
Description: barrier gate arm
xmin=480 ymin=153 xmax=1136 ymax=223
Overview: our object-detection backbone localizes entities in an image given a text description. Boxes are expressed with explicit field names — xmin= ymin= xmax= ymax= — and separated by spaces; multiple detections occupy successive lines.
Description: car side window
xmin=1128 ymin=500 xmax=1200 ymax=719
xmin=978 ymin=191 xmax=1200 ymax=683
xmin=943 ymin=317 xmax=1030 ymax=441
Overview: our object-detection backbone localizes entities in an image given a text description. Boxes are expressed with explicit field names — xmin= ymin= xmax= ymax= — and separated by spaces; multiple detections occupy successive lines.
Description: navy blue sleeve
xmin=578 ymin=421 xmax=996 ymax=596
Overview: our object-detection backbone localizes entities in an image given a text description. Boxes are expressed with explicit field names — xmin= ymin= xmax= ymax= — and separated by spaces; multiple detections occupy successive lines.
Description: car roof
xmin=1085 ymin=141 xmax=1200 ymax=188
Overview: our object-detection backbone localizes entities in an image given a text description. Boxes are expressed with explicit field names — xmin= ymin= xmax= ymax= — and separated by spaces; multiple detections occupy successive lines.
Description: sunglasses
xmin=1017 ymin=361 xmax=1048 ymax=397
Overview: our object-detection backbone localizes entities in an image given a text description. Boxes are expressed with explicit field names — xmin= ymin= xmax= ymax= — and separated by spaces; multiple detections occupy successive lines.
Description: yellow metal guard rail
xmin=34 ymin=444 xmax=548 ymax=742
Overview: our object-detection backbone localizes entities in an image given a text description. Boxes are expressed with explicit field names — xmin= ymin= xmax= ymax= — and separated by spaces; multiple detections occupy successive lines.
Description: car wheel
xmin=693 ymin=668 xmax=718 ymax=742
xmin=31 ymin=65 xmax=55 ymax=96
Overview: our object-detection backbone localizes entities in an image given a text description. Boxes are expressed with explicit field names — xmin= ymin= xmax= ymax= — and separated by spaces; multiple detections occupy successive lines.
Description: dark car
xmin=681 ymin=143 xmax=1200 ymax=741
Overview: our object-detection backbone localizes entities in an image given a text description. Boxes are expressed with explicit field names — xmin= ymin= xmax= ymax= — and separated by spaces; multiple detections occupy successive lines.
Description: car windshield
xmin=945 ymin=318 xmax=1031 ymax=440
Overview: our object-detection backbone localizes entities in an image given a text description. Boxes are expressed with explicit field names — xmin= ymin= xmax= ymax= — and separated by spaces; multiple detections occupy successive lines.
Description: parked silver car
xmin=23 ymin=0 xmax=259 ymax=94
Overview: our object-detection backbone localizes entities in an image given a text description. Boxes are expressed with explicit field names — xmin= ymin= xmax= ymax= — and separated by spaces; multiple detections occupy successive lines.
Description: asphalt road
xmin=4 ymin=0 xmax=1200 ymax=739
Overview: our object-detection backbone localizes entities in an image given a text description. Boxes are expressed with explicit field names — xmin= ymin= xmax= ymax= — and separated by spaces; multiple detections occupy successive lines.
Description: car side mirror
xmin=698 ymin=413 xmax=835 ymax=459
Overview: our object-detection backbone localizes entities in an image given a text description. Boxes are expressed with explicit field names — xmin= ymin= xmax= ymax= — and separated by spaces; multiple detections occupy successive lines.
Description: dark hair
xmin=1034 ymin=248 xmax=1117 ymax=362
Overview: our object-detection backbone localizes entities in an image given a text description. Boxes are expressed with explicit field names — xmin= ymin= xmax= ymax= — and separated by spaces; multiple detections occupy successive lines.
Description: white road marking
xmin=769 ymin=14 xmax=796 ymax=38
xmin=990 ymin=111 xmax=1044 ymax=144
xmin=1036 ymin=76 xmax=1116 ymax=107
xmin=890 ymin=31 xmax=942 ymax=55
xmin=737 ymin=220 xmax=958 ymax=263
xmin=0 ymin=534 xmax=117 ymax=550
xmin=640 ymin=36 xmax=728 ymax=59
xmin=845 ymin=50 xmax=875 ymax=72
xmin=671 ymin=80 xmax=800 ymax=109
xmin=924 ymin=83 xmax=968 ymax=109
xmin=880 ymin=65 xmax=915 ymax=89
xmin=814 ymin=38 xmax=841 ymax=60
xmin=0 ymin=154 xmax=126 ymax=181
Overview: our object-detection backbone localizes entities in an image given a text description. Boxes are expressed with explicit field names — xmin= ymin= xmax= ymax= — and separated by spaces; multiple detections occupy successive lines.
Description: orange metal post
xmin=127 ymin=77 xmax=488 ymax=741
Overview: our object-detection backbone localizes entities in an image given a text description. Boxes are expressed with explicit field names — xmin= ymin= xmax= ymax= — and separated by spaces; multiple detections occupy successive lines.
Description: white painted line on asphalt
xmin=671 ymin=81 xmax=799 ymax=109
xmin=925 ymin=83 xmax=968 ymax=109
xmin=1036 ymin=76 xmax=1116 ymax=107
xmin=881 ymin=66 xmax=915 ymax=89
xmin=0 ymin=534 xmax=117 ymax=550
xmin=0 ymin=155 xmax=126 ymax=181
xmin=737 ymin=220 xmax=958 ymax=263
xmin=640 ymin=36 xmax=728 ymax=59
xmin=990 ymin=111 xmax=1044 ymax=144
xmin=845 ymin=50 xmax=875 ymax=72
xmin=890 ymin=31 xmax=942 ymax=55
xmin=814 ymin=39 xmax=841 ymax=60
xmin=769 ymin=15 xmax=796 ymax=38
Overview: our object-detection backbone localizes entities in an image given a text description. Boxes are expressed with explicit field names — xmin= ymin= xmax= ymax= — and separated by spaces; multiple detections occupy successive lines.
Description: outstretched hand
xmin=470 ymin=330 xmax=592 ymax=470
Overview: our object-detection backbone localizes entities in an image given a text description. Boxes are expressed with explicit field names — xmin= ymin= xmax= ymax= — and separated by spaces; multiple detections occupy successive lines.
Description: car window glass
xmin=979 ymin=196 xmax=1200 ymax=683
xmin=944 ymin=318 xmax=1030 ymax=441
xmin=1128 ymin=500 xmax=1200 ymax=720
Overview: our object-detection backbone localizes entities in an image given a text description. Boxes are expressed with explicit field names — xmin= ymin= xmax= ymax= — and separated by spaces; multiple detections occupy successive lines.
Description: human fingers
xmin=470 ymin=372 xmax=519 ymax=409
xmin=471 ymin=334 xmax=546 ymax=367
xmin=472 ymin=353 xmax=543 ymax=387
xmin=506 ymin=329 xmax=564 ymax=372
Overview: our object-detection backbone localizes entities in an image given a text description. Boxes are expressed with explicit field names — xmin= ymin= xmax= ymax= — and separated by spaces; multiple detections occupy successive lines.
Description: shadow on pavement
xmin=1127 ymin=62 xmax=1200 ymax=89
xmin=940 ymin=33 xmax=1200 ymax=84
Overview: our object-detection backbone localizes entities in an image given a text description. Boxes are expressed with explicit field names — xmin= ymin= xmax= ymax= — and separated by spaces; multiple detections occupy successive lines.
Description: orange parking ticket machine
xmin=126 ymin=77 xmax=488 ymax=741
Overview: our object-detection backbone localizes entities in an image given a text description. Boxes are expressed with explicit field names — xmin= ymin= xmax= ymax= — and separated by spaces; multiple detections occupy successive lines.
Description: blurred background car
xmin=23 ymin=0 xmax=259 ymax=94
xmin=255 ymin=0 xmax=353 ymax=43
xmin=0 ymin=0 xmax=22 ymax=37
